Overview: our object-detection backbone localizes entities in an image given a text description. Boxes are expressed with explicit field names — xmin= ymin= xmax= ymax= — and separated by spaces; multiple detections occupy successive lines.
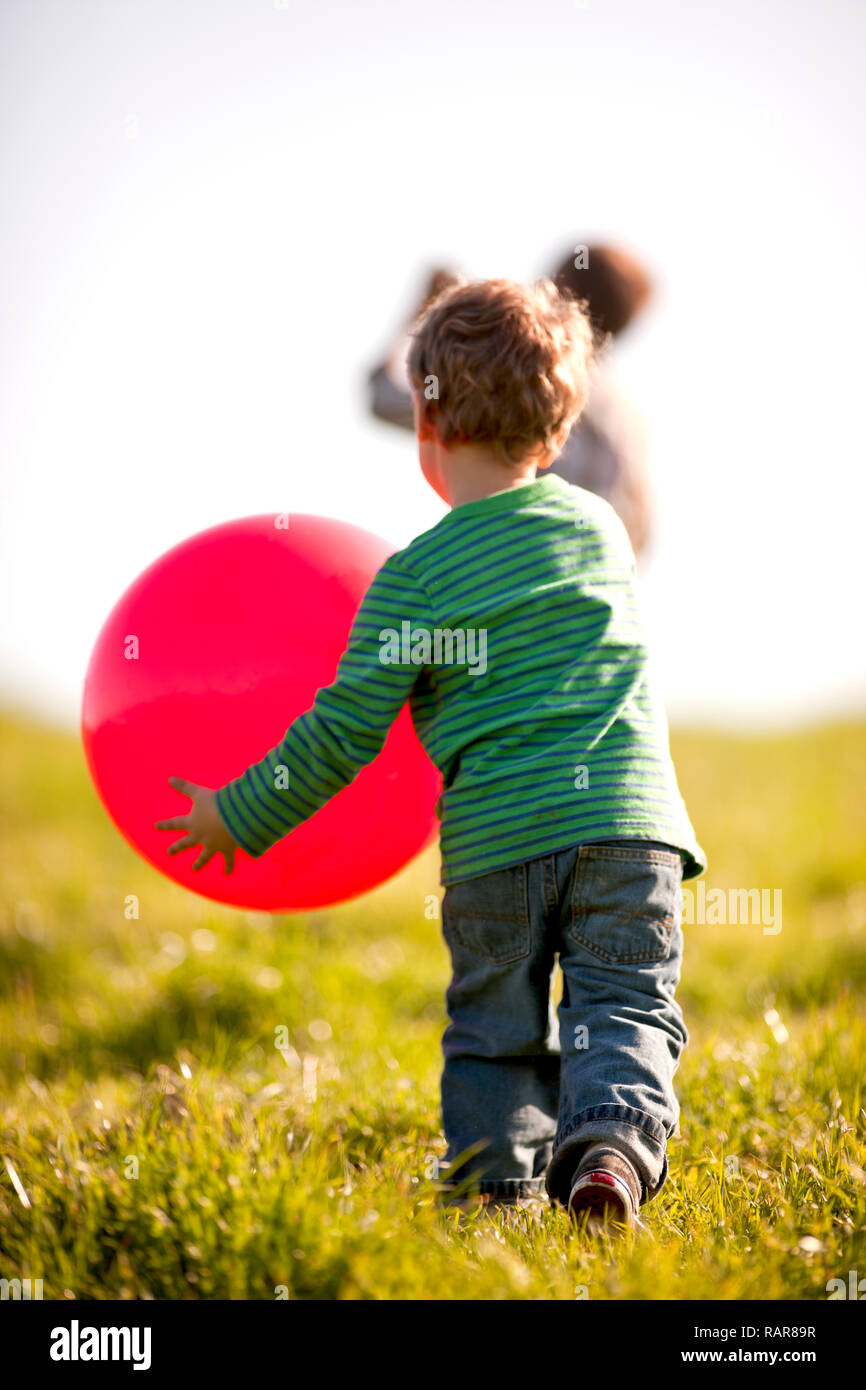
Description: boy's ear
xmin=546 ymin=421 xmax=574 ymax=460
xmin=524 ymin=438 xmax=557 ymax=471
xmin=412 ymin=392 xmax=437 ymax=443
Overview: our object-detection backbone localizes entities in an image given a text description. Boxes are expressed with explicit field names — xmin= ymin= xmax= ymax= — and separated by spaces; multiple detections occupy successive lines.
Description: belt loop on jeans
xmin=543 ymin=854 xmax=557 ymax=911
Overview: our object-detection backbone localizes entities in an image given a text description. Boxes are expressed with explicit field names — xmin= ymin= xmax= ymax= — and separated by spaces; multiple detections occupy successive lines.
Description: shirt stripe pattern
xmin=215 ymin=474 xmax=706 ymax=884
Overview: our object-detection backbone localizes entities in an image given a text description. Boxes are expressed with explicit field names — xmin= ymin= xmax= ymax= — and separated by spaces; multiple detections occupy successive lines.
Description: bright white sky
xmin=2 ymin=0 xmax=865 ymax=732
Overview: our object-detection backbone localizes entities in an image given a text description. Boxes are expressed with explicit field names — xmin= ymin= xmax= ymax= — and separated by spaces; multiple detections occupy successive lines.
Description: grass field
xmin=1 ymin=710 xmax=865 ymax=1301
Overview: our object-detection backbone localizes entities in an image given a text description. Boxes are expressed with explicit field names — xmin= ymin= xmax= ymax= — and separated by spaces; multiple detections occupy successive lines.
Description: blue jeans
xmin=437 ymin=840 xmax=688 ymax=1207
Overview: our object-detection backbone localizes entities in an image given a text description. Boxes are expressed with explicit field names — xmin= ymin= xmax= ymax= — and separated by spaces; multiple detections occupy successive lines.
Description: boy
xmin=156 ymin=278 xmax=706 ymax=1231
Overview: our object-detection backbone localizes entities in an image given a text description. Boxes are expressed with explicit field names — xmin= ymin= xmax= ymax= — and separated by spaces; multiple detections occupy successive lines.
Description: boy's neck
xmin=432 ymin=442 xmax=554 ymax=510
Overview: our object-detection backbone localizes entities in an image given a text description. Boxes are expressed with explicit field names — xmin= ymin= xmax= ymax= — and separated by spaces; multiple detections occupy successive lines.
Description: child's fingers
xmin=168 ymin=776 xmax=198 ymax=798
xmin=224 ymin=846 xmax=236 ymax=876
xmin=167 ymin=833 xmax=198 ymax=856
xmin=192 ymin=848 xmax=216 ymax=872
xmin=154 ymin=816 xmax=188 ymax=832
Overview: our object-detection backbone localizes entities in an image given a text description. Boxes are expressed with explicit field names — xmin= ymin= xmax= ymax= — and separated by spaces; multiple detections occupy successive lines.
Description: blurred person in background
xmin=367 ymin=265 xmax=463 ymax=433
xmin=367 ymin=244 xmax=655 ymax=560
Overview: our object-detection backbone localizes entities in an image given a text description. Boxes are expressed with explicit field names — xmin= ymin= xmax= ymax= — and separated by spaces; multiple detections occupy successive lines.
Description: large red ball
xmin=81 ymin=514 xmax=441 ymax=910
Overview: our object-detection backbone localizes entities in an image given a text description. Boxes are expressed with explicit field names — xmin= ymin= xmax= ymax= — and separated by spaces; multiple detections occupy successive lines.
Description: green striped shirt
xmin=216 ymin=473 xmax=706 ymax=884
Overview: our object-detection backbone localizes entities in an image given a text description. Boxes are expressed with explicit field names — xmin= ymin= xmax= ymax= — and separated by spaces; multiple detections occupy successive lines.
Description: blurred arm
xmin=367 ymin=267 xmax=460 ymax=433
xmin=367 ymin=359 xmax=416 ymax=432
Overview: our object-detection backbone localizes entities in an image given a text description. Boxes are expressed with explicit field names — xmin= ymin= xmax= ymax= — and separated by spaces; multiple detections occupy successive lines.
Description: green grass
xmin=1 ymin=711 xmax=865 ymax=1299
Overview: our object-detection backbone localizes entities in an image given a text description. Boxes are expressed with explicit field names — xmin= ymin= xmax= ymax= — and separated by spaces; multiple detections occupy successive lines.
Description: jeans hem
xmin=437 ymin=1175 xmax=549 ymax=1199
xmin=545 ymin=1104 xmax=670 ymax=1207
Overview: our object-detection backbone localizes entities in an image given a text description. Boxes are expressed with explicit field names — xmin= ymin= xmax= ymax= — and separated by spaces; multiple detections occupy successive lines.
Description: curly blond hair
xmin=406 ymin=277 xmax=597 ymax=465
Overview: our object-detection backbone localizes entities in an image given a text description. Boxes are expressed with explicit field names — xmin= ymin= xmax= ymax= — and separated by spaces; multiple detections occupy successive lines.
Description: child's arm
xmin=155 ymin=554 xmax=432 ymax=871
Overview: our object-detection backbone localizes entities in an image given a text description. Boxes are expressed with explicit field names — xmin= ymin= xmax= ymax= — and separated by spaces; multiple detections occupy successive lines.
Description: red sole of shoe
xmin=568 ymin=1179 xmax=634 ymax=1228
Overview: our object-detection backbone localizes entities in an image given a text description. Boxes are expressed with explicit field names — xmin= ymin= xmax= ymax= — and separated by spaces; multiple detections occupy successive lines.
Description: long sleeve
xmin=215 ymin=555 xmax=433 ymax=857
xmin=367 ymin=362 xmax=416 ymax=432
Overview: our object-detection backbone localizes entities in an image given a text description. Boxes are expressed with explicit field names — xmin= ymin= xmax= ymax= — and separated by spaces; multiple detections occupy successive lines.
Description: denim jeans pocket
xmin=567 ymin=842 xmax=683 ymax=964
xmin=442 ymin=863 xmax=531 ymax=964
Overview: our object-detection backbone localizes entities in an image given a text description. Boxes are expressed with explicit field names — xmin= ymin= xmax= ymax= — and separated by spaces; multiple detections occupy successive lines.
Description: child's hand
xmin=154 ymin=776 xmax=239 ymax=874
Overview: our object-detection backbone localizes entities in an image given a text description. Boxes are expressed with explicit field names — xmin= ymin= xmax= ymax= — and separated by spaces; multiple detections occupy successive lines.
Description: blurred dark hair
xmin=550 ymin=244 xmax=653 ymax=337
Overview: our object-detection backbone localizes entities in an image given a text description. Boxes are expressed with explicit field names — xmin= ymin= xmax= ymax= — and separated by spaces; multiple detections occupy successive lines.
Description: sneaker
xmin=567 ymin=1144 xmax=641 ymax=1233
